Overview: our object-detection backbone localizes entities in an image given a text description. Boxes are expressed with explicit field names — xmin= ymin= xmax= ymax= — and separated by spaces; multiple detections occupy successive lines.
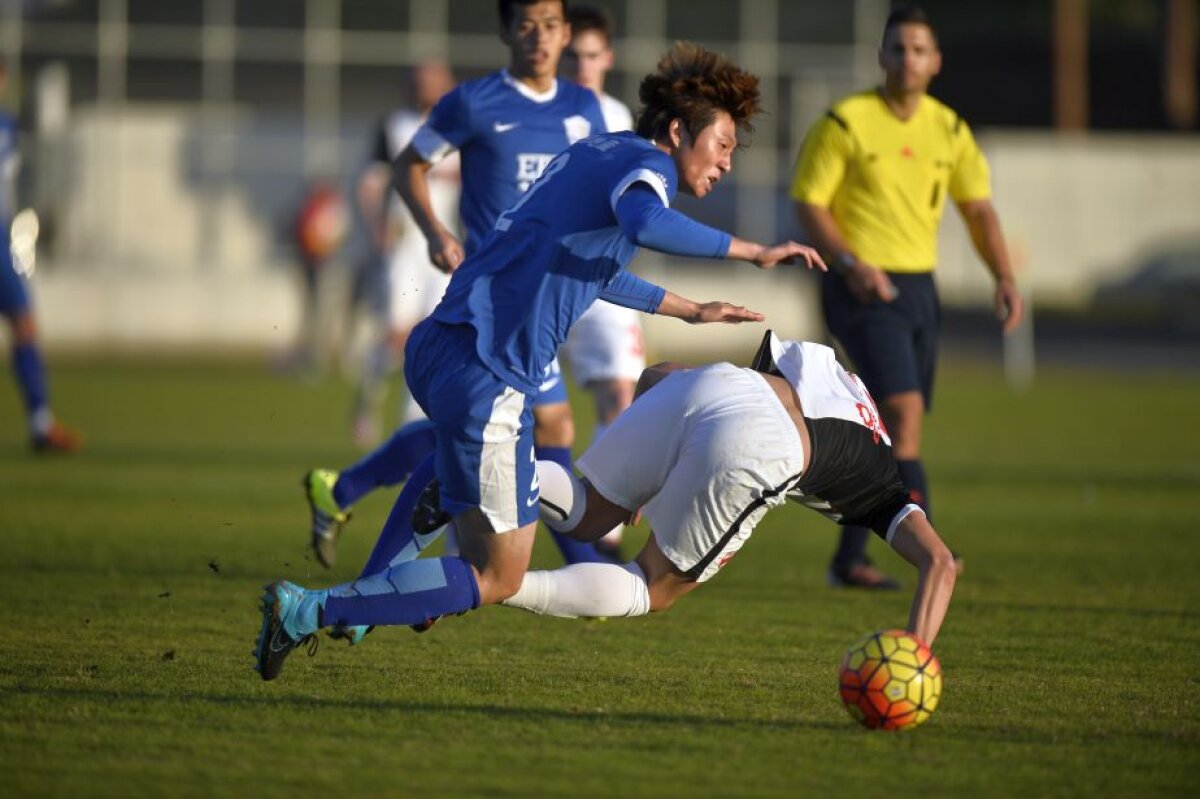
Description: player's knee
xmin=481 ymin=568 xmax=527 ymax=605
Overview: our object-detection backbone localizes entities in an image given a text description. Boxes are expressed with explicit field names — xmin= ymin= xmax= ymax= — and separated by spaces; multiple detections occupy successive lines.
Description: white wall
xmin=938 ymin=132 xmax=1200 ymax=308
xmin=27 ymin=117 xmax=1200 ymax=351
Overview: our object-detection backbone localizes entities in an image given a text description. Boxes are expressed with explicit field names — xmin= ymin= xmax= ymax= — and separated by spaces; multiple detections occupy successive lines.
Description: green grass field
xmin=1 ymin=354 xmax=1198 ymax=798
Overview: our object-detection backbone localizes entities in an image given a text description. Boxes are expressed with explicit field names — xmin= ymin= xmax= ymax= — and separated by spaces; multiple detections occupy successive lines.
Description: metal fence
xmin=2 ymin=0 xmax=887 ymax=273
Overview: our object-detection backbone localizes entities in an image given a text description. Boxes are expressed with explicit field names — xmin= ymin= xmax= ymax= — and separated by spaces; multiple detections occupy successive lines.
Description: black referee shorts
xmin=821 ymin=271 xmax=940 ymax=410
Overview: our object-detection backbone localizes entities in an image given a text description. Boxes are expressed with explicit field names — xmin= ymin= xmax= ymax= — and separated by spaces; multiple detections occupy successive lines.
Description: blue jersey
xmin=409 ymin=70 xmax=607 ymax=254
xmin=430 ymin=132 xmax=676 ymax=395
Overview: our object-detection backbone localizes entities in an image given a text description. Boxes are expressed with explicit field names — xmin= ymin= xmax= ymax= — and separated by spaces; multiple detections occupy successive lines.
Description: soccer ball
xmin=839 ymin=629 xmax=942 ymax=730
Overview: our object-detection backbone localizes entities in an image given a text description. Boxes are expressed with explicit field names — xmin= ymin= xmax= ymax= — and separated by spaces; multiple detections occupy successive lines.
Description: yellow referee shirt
xmin=790 ymin=90 xmax=991 ymax=272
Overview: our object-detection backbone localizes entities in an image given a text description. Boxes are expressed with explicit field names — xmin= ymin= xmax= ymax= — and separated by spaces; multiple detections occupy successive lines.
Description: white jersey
xmin=598 ymin=92 xmax=633 ymax=135
xmin=758 ymin=333 xmax=918 ymax=539
xmin=767 ymin=334 xmax=890 ymax=446
xmin=371 ymin=109 xmax=460 ymax=329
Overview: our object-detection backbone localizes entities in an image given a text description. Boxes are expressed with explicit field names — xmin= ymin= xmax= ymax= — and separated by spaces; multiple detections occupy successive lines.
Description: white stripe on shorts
xmin=477 ymin=386 xmax=524 ymax=533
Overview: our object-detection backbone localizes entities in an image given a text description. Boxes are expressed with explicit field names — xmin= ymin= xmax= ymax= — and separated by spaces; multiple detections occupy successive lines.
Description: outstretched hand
xmin=692 ymin=301 xmax=764 ymax=324
xmin=752 ymin=241 xmax=827 ymax=271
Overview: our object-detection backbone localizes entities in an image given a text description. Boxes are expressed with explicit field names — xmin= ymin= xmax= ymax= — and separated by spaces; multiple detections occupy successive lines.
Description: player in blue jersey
xmin=0 ymin=63 xmax=80 ymax=453
xmin=302 ymin=0 xmax=608 ymax=570
xmin=255 ymin=42 xmax=827 ymax=680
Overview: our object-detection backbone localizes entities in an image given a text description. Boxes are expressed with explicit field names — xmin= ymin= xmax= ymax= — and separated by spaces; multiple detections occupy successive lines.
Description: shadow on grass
xmin=956 ymin=598 xmax=1200 ymax=622
xmin=936 ymin=463 xmax=1200 ymax=491
xmin=12 ymin=684 xmax=850 ymax=734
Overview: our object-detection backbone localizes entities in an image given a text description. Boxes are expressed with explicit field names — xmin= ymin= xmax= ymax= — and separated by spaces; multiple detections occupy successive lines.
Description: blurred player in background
xmin=282 ymin=178 xmax=349 ymax=375
xmin=350 ymin=60 xmax=458 ymax=448
xmin=791 ymin=5 xmax=1022 ymax=589
xmin=0 ymin=63 xmax=80 ymax=453
xmin=303 ymin=0 xmax=610 ymax=569
xmin=504 ymin=333 xmax=957 ymax=647
xmin=559 ymin=4 xmax=640 ymax=560
xmin=255 ymin=43 xmax=827 ymax=679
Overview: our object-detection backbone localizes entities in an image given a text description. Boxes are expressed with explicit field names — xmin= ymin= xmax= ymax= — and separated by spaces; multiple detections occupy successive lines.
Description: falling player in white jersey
xmin=559 ymin=4 xmax=642 ymax=560
xmin=504 ymin=331 xmax=958 ymax=646
xmin=351 ymin=60 xmax=459 ymax=447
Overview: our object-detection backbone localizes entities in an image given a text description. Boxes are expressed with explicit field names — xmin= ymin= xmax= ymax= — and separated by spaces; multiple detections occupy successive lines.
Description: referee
xmin=791 ymin=5 xmax=1022 ymax=589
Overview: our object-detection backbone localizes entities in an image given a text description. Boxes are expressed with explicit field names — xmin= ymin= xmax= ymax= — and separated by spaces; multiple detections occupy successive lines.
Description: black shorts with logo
xmin=821 ymin=271 xmax=940 ymax=409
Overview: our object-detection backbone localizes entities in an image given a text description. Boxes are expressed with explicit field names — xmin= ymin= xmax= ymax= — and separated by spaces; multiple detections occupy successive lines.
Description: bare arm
xmin=392 ymin=144 xmax=464 ymax=273
xmin=795 ymin=202 xmax=896 ymax=303
xmin=725 ymin=238 xmax=827 ymax=271
xmin=957 ymin=199 xmax=1024 ymax=334
xmin=654 ymin=291 xmax=764 ymax=325
xmin=887 ymin=512 xmax=957 ymax=645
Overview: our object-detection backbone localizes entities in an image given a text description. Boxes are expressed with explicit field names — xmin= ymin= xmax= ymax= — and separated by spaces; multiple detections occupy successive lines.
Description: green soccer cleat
xmin=303 ymin=469 xmax=351 ymax=568
xmin=253 ymin=581 xmax=319 ymax=681
xmin=327 ymin=623 xmax=374 ymax=646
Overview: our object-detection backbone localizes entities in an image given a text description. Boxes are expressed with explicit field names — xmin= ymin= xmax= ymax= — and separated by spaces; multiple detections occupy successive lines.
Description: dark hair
xmin=499 ymin=0 xmax=569 ymax=30
xmin=883 ymin=5 xmax=938 ymax=45
xmin=634 ymin=42 xmax=762 ymax=142
xmin=567 ymin=5 xmax=614 ymax=43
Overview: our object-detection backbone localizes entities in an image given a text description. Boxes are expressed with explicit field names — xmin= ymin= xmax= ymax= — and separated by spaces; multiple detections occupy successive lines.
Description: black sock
xmin=831 ymin=526 xmax=872 ymax=572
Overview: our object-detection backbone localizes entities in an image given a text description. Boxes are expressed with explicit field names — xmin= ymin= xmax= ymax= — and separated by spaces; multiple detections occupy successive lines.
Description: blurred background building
xmin=1 ymin=0 xmax=1198 ymax=355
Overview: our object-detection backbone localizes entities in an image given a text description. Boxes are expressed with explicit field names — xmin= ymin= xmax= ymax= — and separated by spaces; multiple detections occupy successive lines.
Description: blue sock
xmin=537 ymin=446 xmax=604 ymax=565
xmin=12 ymin=342 xmax=50 ymax=425
xmin=334 ymin=419 xmax=437 ymax=508
xmin=321 ymin=556 xmax=480 ymax=628
xmin=896 ymin=459 xmax=932 ymax=523
xmin=359 ymin=453 xmax=441 ymax=576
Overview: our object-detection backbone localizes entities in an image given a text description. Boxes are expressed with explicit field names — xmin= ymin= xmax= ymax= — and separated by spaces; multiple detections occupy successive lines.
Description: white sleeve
xmin=609 ymin=168 xmax=671 ymax=214
xmin=409 ymin=124 xmax=456 ymax=164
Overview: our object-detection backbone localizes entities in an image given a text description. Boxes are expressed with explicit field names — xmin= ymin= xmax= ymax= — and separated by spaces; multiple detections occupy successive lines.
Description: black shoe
xmin=827 ymin=562 xmax=901 ymax=590
xmin=411 ymin=479 xmax=451 ymax=536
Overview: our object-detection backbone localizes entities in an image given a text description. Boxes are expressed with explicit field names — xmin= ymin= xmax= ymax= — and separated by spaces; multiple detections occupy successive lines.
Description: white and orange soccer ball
xmin=839 ymin=629 xmax=943 ymax=730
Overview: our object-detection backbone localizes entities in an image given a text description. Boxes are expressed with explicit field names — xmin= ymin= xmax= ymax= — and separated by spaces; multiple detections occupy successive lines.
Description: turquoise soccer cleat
xmin=253 ymin=581 xmax=319 ymax=681
xmin=327 ymin=623 xmax=374 ymax=646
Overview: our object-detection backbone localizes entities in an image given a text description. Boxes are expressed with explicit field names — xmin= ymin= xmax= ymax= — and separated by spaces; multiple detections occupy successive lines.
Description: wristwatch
xmin=834 ymin=252 xmax=858 ymax=275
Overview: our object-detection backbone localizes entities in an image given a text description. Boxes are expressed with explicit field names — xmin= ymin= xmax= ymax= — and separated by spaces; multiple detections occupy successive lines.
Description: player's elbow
xmin=621 ymin=214 xmax=657 ymax=249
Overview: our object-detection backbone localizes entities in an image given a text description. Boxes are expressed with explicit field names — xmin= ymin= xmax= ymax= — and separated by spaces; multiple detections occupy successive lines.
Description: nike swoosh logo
xmin=494 ymin=122 xmax=519 ymax=133
xmin=526 ymin=493 xmax=540 ymax=508
xmin=268 ymin=625 xmax=293 ymax=653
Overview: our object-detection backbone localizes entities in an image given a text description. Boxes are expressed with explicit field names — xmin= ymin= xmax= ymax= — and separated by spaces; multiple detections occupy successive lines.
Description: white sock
xmin=502 ymin=561 xmax=650 ymax=618
xmin=536 ymin=459 xmax=587 ymax=532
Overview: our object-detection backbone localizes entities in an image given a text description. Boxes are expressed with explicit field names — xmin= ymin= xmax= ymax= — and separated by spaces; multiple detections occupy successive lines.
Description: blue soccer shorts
xmin=405 ymin=319 xmax=540 ymax=532
xmin=532 ymin=356 xmax=568 ymax=406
